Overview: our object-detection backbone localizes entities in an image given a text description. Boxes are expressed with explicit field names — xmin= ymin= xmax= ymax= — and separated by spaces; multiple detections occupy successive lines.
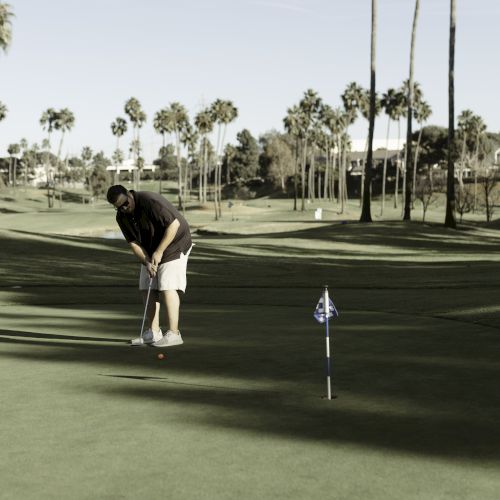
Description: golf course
xmin=0 ymin=183 xmax=499 ymax=499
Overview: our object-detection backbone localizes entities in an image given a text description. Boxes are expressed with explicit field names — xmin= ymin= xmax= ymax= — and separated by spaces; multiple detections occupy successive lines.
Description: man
xmin=106 ymin=185 xmax=193 ymax=347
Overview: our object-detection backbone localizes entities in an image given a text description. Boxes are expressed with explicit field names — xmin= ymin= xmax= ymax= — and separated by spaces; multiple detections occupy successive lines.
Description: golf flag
xmin=314 ymin=295 xmax=338 ymax=323
xmin=314 ymin=286 xmax=338 ymax=401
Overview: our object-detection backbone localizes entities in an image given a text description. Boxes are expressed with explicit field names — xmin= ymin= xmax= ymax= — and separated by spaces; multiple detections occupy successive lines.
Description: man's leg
xmin=161 ymin=289 xmax=180 ymax=332
xmin=142 ymin=290 xmax=161 ymax=333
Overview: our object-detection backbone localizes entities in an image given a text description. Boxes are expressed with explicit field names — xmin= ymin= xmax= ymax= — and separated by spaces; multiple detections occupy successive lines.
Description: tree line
xmin=0 ymin=1 xmax=498 ymax=223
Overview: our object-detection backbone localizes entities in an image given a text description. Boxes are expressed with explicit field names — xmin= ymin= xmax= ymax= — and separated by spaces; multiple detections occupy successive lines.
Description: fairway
xmin=0 ymin=192 xmax=499 ymax=500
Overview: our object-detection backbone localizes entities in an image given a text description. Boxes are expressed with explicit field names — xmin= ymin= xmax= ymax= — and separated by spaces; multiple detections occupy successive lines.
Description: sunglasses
xmin=115 ymin=198 xmax=130 ymax=212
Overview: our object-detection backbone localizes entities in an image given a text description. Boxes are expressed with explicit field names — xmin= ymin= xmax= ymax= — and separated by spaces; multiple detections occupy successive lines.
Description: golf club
xmin=139 ymin=276 xmax=154 ymax=341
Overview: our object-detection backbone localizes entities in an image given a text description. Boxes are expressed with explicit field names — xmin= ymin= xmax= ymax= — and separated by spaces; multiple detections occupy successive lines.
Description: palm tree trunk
xmin=360 ymin=137 xmax=368 ymax=207
xmin=445 ymin=0 xmax=457 ymax=228
xmin=412 ymin=124 xmax=424 ymax=208
xmin=175 ymin=131 xmax=184 ymax=212
xmin=360 ymin=0 xmax=376 ymax=223
xmin=293 ymin=138 xmax=298 ymax=211
xmin=203 ymin=143 xmax=208 ymax=203
xmin=323 ymin=145 xmax=329 ymax=200
xmin=404 ymin=0 xmax=419 ymax=221
xmin=13 ymin=158 xmax=17 ymax=188
xmin=213 ymin=161 xmax=219 ymax=220
xmin=381 ymin=118 xmax=391 ymax=216
xmin=394 ymin=120 xmax=401 ymax=208
xmin=301 ymin=138 xmax=307 ymax=211
xmin=217 ymin=160 xmax=222 ymax=217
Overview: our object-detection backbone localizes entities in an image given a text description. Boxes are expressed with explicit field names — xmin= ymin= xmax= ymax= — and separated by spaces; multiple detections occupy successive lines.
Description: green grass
xmin=0 ymin=185 xmax=499 ymax=499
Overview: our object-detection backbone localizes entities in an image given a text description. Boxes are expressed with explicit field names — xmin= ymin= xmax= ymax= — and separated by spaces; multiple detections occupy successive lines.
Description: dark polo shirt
xmin=116 ymin=190 xmax=192 ymax=264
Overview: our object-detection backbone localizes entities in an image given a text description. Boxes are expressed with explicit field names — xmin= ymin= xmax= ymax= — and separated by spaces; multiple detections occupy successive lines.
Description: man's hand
xmin=152 ymin=250 xmax=163 ymax=269
xmin=145 ymin=261 xmax=157 ymax=278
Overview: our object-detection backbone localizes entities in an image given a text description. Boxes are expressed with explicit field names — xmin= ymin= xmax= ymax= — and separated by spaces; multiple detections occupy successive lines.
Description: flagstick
xmin=324 ymin=285 xmax=332 ymax=400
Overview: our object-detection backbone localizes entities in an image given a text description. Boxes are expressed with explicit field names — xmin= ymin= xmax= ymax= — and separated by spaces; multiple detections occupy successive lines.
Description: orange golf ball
xmin=157 ymin=353 xmax=165 ymax=360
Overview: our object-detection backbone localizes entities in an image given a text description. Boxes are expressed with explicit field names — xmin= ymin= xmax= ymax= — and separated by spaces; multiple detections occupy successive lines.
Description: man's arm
xmin=129 ymin=241 xmax=156 ymax=277
xmin=151 ymin=219 xmax=180 ymax=268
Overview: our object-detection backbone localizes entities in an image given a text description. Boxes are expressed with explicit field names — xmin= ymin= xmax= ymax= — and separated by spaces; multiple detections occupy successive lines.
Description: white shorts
xmin=139 ymin=245 xmax=193 ymax=292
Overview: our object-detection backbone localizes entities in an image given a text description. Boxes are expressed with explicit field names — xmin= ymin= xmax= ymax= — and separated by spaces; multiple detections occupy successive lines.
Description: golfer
xmin=106 ymin=185 xmax=193 ymax=347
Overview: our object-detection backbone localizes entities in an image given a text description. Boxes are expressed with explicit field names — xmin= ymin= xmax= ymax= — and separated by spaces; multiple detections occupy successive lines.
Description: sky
xmin=0 ymin=0 xmax=499 ymax=162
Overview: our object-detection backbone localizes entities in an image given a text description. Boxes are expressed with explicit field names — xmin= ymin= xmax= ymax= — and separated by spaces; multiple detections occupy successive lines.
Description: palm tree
xmin=0 ymin=3 xmax=14 ymax=53
xmin=470 ymin=115 xmax=486 ymax=211
xmin=283 ymin=105 xmax=302 ymax=210
xmin=180 ymin=121 xmax=196 ymax=201
xmin=54 ymin=108 xmax=75 ymax=163
xmin=341 ymin=82 xmax=364 ymax=210
xmin=81 ymin=146 xmax=92 ymax=187
xmin=457 ymin=109 xmax=474 ymax=190
xmin=110 ymin=117 xmax=127 ymax=183
xmin=298 ymin=89 xmax=323 ymax=211
xmin=0 ymin=102 xmax=7 ymax=127
xmin=360 ymin=0 xmax=377 ymax=223
xmin=412 ymin=100 xmax=432 ymax=204
xmin=166 ymin=102 xmax=189 ymax=211
xmin=403 ymin=0 xmax=420 ymax=221
xmin=392 ymin=89 xmax=407 ymax=208
xmin=111 ymin=117 xmax=128 ymax=151
xmin=194 ymin=109 xmax=214 ymax=203
xmin=184 ymin=125 xmax=199 ymax=194
xmin=40 ymin=108 xmax=58 ymax=207
xmin=210 ymin=99 xmax=238 ymax=218
xmin=124 ymin=97 xmax=146 ymax=189
xmin=445 ymin=0 xmax=457 ymax=228
xmin=153 ymin=109 xmax=173 ymax=194
xmin=380 ymin=88 xmax=398 ymax=215
xmin=359 ymin=88 xmax=381 ymax=208
xmin=19 ymin=137 xmax=28 ymax=187
xmin=7 ymin=143 xmax=19 ymax=187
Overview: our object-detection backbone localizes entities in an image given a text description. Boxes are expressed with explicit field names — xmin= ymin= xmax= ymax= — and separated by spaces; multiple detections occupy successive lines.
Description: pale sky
xmin=0 ymin=0 xmax=498 ymax=162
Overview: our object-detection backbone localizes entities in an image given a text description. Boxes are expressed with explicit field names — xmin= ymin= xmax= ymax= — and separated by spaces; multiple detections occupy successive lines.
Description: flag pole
xmin=324 ymin=285 xmax=332 ymax=400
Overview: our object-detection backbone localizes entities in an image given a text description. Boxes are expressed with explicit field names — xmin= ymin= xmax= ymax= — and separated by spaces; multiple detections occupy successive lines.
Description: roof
xmin=349 ymin=149 xmax=400 ymax=161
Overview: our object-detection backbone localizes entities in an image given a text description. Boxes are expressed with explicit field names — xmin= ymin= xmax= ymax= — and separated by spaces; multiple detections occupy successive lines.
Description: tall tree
xmin=412 ymin=99 xmax=432 ymax=204
xmin=359 ymin=89 xmax=381 ymax=207
xmin=403 ymin=0 xmax=420 ymax=220
xmin=166 ymin=102 xmax=189 ymax=212
xmin=110 ymin=117 xmax=127 ymax=184
xmin=298 ymin=89 xmax=322 ymax=210
xmin=54 ymin=108 xmax=75 ymax=164
xmin=393 ymin=89 xmax=407 ymax=208
xmin=380 ymin=88 xmax=399 ymax=215
xmin=81 ymin=146 xmax=93 ymax=187
xmin=7 ymin=142 xmax=19 ymax=187
xmin=445 ymin=0 xmax=457 ymax=228
xmin=40 ymin=108 xmax=58 ymax=207
xmin=153 ymin=109 xmax=173 ymax=194
xmin=0 ymin=101 xmax=7 ymax=125
xmin=194 ymin=109 xmax=214 ymax=203
xmin=283 ymin=105 xmax=303 ymax=210
xmin=110 ymin=117 xmax=128 ymax=151
xmin=210 ymin=99 xmax=238 ymax=218
xmin=124 ymin=97 xmax=146 ymax=189
xmin=360 ymin=0 xmax=377 ymax=222
xmin=0 ymin=2 xmax=14 ymax=53
xmin=341 ymin=82 xmax=364 ymax=210
xmin=180 ymin=121 xmax=196 ymax=201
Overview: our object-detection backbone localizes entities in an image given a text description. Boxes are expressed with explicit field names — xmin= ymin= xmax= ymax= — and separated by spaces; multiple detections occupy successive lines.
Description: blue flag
xmin=314 ymin=295 xmax=339 ymax=324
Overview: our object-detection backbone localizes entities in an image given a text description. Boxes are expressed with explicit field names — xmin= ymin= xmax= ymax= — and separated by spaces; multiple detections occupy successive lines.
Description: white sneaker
xmin=152 ymin=330 xmax=183 ymax=348
xmin=130 ymin=328 xmax=163 ymax=347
